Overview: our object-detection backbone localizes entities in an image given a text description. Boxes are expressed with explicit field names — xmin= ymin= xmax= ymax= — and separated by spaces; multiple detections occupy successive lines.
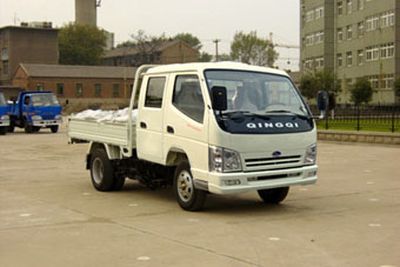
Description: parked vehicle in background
xmin=9 ymin=91 xmax=62 ymax=133
xmin=0 ymin=92 xmax=10 ymax=135
xmin=68 ymin=63 xmax=319 ymax=211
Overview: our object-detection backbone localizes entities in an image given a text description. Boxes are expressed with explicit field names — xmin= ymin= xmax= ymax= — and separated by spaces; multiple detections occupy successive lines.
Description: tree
xmin=59 ymin=23 xmax=106 ymax=65
xmin=173 ymin=33 xmax=202 ymax=50
xmin=394 ymin=77 xmax=400 ymax=97
xmin=299 ymin=70 xmax=341 ymax=100
xmin=230 ymin=31 xmax=278 ymax=67
xmin=198 ymin=52 xmax=213 ymax=62
xmin=351 ymin=77 xmax=373 ymax=105
xmin=299 ymin=73 xmax=318 ymax=99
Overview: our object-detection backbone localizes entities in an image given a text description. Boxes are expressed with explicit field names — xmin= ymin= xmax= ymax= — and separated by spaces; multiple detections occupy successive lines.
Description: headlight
xmin=0 ymin=115 xmax=9 ymax=120
xmin=209 ymin=146 xmax=242 ymax=173
xmin=55 ymin=115 xmax=62 ymax=120
xmin=304 ymin=144 xmax=317 ymax=165
xmin=32 ymin=115 xmax=42 ymax=120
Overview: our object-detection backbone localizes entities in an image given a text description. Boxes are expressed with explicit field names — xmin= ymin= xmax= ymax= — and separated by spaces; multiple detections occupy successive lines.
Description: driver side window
xmin=172 ymin=75 xmax=205 ymax=123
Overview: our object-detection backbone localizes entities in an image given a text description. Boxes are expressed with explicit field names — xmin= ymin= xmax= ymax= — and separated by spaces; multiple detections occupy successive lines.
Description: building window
xmin=305 ymin=10 xmax=314 ymax=22
xmin=315 ymin=7 xmax=324 ymax=20
xmin=1 ymin=48 xmax=8 ymax=61
xmin=347 ymin=0 xmax=353 ymax=14
xmin=145 ymin=77 xmax=166 ymax=108
xmin=304 ymin=59 xmax=314 ymax=70
xmin=76 ymin=83 xmax=83 ymax=97
xmin=2 ymin=61 xmax=8 ymax=75
xmin=381 ymin=11 xmax=395 ymax=28
xmin=366 ymin=46 xmax=380 ymax=61
xmin=94 ymin=84 xmax=102 ymax=97
xmin=357 ymin=21 xmax=365 ymax=37
xmin=315 ymin=57 xmax=324 ymax=68
xmin=56 ymin=83 xmax=64 ymax=96
xmin=357 ymin=50 xmax=364 ymax=65
xmin=36 ymin=83 xmax=44 ymax=91
xmin=346 ymin=51 xmax=353 ymax=67
xmin=337 ymin=28 xmax=343 ymax=41
xmin=346 ymin=25 xmax=353 ymax=40
xmin=381 ymin=74 xmax=394 ymax=89
xmin=337 ymin=1 xmax=343 ymax=15
xmin=368 ymin=75 xmax=379 ymax=89
xmin=314 ymin=31 xmax=324 ymax=44
xmin=305 ymin=34 xmax=314 ymax=46
xmin=345 ymin=79 xmax=353 ymax=90
xmin=337 ymin=54 xmax=343 ymax=67
xmin=112 ymin=84 xmax=120 ymax=97
xmin=358 ymin=0 xmax=364 ymax=10
xmin=380 ymin=43 xmax=395 ymax=59
xmin=366 ymin=15 xmax=379 ymax=31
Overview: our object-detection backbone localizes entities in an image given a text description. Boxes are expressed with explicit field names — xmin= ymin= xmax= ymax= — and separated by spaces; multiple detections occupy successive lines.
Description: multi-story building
xmin=300 ymin=0 xmax=399 ymax=104
xmin=0 ymin=24 xmax=59 ymax=86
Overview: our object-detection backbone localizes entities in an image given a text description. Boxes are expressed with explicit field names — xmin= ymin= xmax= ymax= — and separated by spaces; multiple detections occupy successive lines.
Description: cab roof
xmin=145 ymin=62 xmax=289 ymax=77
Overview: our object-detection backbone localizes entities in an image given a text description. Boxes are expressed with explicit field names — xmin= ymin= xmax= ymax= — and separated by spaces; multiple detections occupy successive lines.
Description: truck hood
xmin=31 ymin=105 xmax=62 ymax=119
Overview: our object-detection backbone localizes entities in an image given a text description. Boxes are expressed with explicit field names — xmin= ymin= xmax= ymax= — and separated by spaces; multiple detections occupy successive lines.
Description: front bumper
xmin=0 ymin=119 xmax=10 ymax=127
xmin=32 ymin=119 xmax=62 ymax=127
xmin=204 ymin=165 xmax=318 ymax=194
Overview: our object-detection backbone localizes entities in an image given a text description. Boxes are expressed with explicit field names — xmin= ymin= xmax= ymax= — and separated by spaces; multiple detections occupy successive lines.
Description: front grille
xmin=244 ymin=155 xmax=302 ymax=170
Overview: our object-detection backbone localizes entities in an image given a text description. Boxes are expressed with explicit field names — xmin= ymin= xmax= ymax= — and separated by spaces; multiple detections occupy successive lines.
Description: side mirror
xmin=317 ymin=90 xmax=329 ymax=119
xmin=211 ymin=86 xmax=228 ymax=112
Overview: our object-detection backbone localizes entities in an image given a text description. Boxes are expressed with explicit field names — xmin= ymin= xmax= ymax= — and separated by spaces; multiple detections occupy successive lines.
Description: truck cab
xmin=9 ymin=91 xmax=62 ymax=133
xmin=0 ymin=92 xmax=10 ymax=135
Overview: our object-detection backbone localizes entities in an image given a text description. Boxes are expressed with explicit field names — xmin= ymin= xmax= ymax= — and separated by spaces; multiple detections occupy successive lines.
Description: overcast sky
xmin=0 ymin=0 xmax=300 ymax=70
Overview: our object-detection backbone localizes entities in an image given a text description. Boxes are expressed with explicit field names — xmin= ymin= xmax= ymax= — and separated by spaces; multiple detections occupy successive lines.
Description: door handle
xmin=140 ymin=122 xmax=147 ymax=129
xmin=167 ymin=125 xmax=175 ymax=134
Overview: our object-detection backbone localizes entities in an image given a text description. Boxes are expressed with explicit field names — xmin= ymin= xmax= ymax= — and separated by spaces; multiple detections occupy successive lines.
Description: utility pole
xmin=213 ymin=39 xmax=221 ymax=62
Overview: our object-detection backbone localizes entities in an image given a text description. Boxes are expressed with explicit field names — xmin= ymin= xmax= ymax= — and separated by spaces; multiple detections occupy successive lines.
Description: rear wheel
xmin=0 ymin=127 xmax=6 ymax=135
xmin=33 ymin=126 xmax=40 ymax=133
xmin=174 ymin=160 xmax=206 ymax=211
xmin=258 ymin=187 xmax=289 ymax=204
xmin=90 ymin=147 xmax=124 ymax=191
xmin=50 ymin=125 xmax=59 ymax=133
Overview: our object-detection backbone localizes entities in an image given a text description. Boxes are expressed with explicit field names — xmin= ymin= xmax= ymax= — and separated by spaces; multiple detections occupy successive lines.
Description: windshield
xmin=204 ymin=70 xmax=308 ymax=116
xmin=0 ymin=93 xmax=5 ymax=106
xmin=31 ymin=94 xmax=59 ymax=107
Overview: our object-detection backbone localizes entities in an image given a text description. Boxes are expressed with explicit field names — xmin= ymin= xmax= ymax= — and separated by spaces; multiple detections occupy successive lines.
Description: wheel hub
xmin=92 ymin=158 xmax=104 ymax=184
xmin=177 ymin=170 xmax=194 ymax=203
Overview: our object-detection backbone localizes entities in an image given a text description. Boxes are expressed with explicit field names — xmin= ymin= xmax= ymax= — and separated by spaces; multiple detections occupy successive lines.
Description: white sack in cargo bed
xmin=72 ymin=108 xmax=138 ymax=123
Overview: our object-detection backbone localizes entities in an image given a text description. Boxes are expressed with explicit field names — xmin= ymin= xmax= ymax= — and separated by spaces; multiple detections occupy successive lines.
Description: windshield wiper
xmin=265 ymin=110 xmax=311 ymax=120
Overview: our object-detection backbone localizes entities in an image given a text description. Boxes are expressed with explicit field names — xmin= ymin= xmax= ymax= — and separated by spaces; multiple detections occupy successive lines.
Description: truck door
xmin=163 ymin=74 xmax=209 ymax=179
xmin=136 ymin=75 xmax=167 ymax=164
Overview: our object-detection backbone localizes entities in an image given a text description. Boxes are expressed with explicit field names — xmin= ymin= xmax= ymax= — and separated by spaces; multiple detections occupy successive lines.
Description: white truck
xmin=68 ymin=62 xmax=320 ymax=211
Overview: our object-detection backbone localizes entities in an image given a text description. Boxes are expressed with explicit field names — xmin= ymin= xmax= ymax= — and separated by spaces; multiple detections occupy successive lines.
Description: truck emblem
xmin=246 ymin=122 xmax=299 ymax=129
xmin=272 ymin=151 xmax=282 ymax=158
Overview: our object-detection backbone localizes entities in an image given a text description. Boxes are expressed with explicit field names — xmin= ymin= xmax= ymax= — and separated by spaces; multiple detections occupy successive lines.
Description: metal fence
xmin=310 ymin=105 xmax=400 ymax=133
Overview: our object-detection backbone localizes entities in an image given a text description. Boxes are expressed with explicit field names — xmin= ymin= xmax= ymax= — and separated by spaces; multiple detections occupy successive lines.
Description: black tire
xmin=0 ymin=127 xmax=6 ymax=135
xmin=173 ymin=160 xmax=206 ymax=211
xmin=112 ymin=176 xmax=125 ymax=191
xmin=90 ymin=147 xmax=116 ymax=192
xmin=33 ymin=126 xmax=41 ymax=133
xmin=8 ymin=125 xmax=15 ymax=133
xmin=50 ymin=125 xmax=59 ymax=133
xmin=258 ymin=187 xmax=290 ymax=204
xmin=24 ymin=124 xmax=33 ymax=133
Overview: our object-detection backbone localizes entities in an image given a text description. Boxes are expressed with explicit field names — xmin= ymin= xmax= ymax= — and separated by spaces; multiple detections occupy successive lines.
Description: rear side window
xmin=173 ymin=75 xmax=204 ymax=123
xmin=145 ymin=77 xmax=166 ymax=108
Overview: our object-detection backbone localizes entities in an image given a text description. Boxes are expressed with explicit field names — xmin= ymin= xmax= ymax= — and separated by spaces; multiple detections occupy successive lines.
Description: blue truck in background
xmin=0 ymin=92 xmax=10 ymax=135
xmin=8 ymin=91 xmax=62 ymax=133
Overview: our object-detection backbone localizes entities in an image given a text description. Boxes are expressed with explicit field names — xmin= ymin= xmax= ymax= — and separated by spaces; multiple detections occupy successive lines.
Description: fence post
xmin=391 ymin=107 xmax=395 ymax=133
xmin=356 ymin=105 xmax=361 ymax=131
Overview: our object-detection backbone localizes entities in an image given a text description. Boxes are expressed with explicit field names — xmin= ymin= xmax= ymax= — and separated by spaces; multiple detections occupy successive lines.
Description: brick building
xmin=102 ymin=40 xmax=199 ymax=67
xmin=13 ymin=64 xmax=135 ymax=108
xmin=0 ymin=24 xmax=59 ymax=86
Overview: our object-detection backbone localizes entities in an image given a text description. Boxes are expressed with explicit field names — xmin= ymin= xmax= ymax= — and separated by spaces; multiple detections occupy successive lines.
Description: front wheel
xmin=0 ymin=127 xmax=6 ymax=135
xmin=258 ymin=187 xmax=289 ymax=204
xmin=50 ymin=125 xmax=59 ymax=133
xmin=24 ymin=124 xmax=33 ymax=133
xmin=174 ymin=160 xmax=206 ymax=211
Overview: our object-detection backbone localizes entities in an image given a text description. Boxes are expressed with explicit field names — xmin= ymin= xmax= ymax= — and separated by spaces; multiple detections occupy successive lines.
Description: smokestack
xmin=75 ymin=0 xmax=97 ymax=26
